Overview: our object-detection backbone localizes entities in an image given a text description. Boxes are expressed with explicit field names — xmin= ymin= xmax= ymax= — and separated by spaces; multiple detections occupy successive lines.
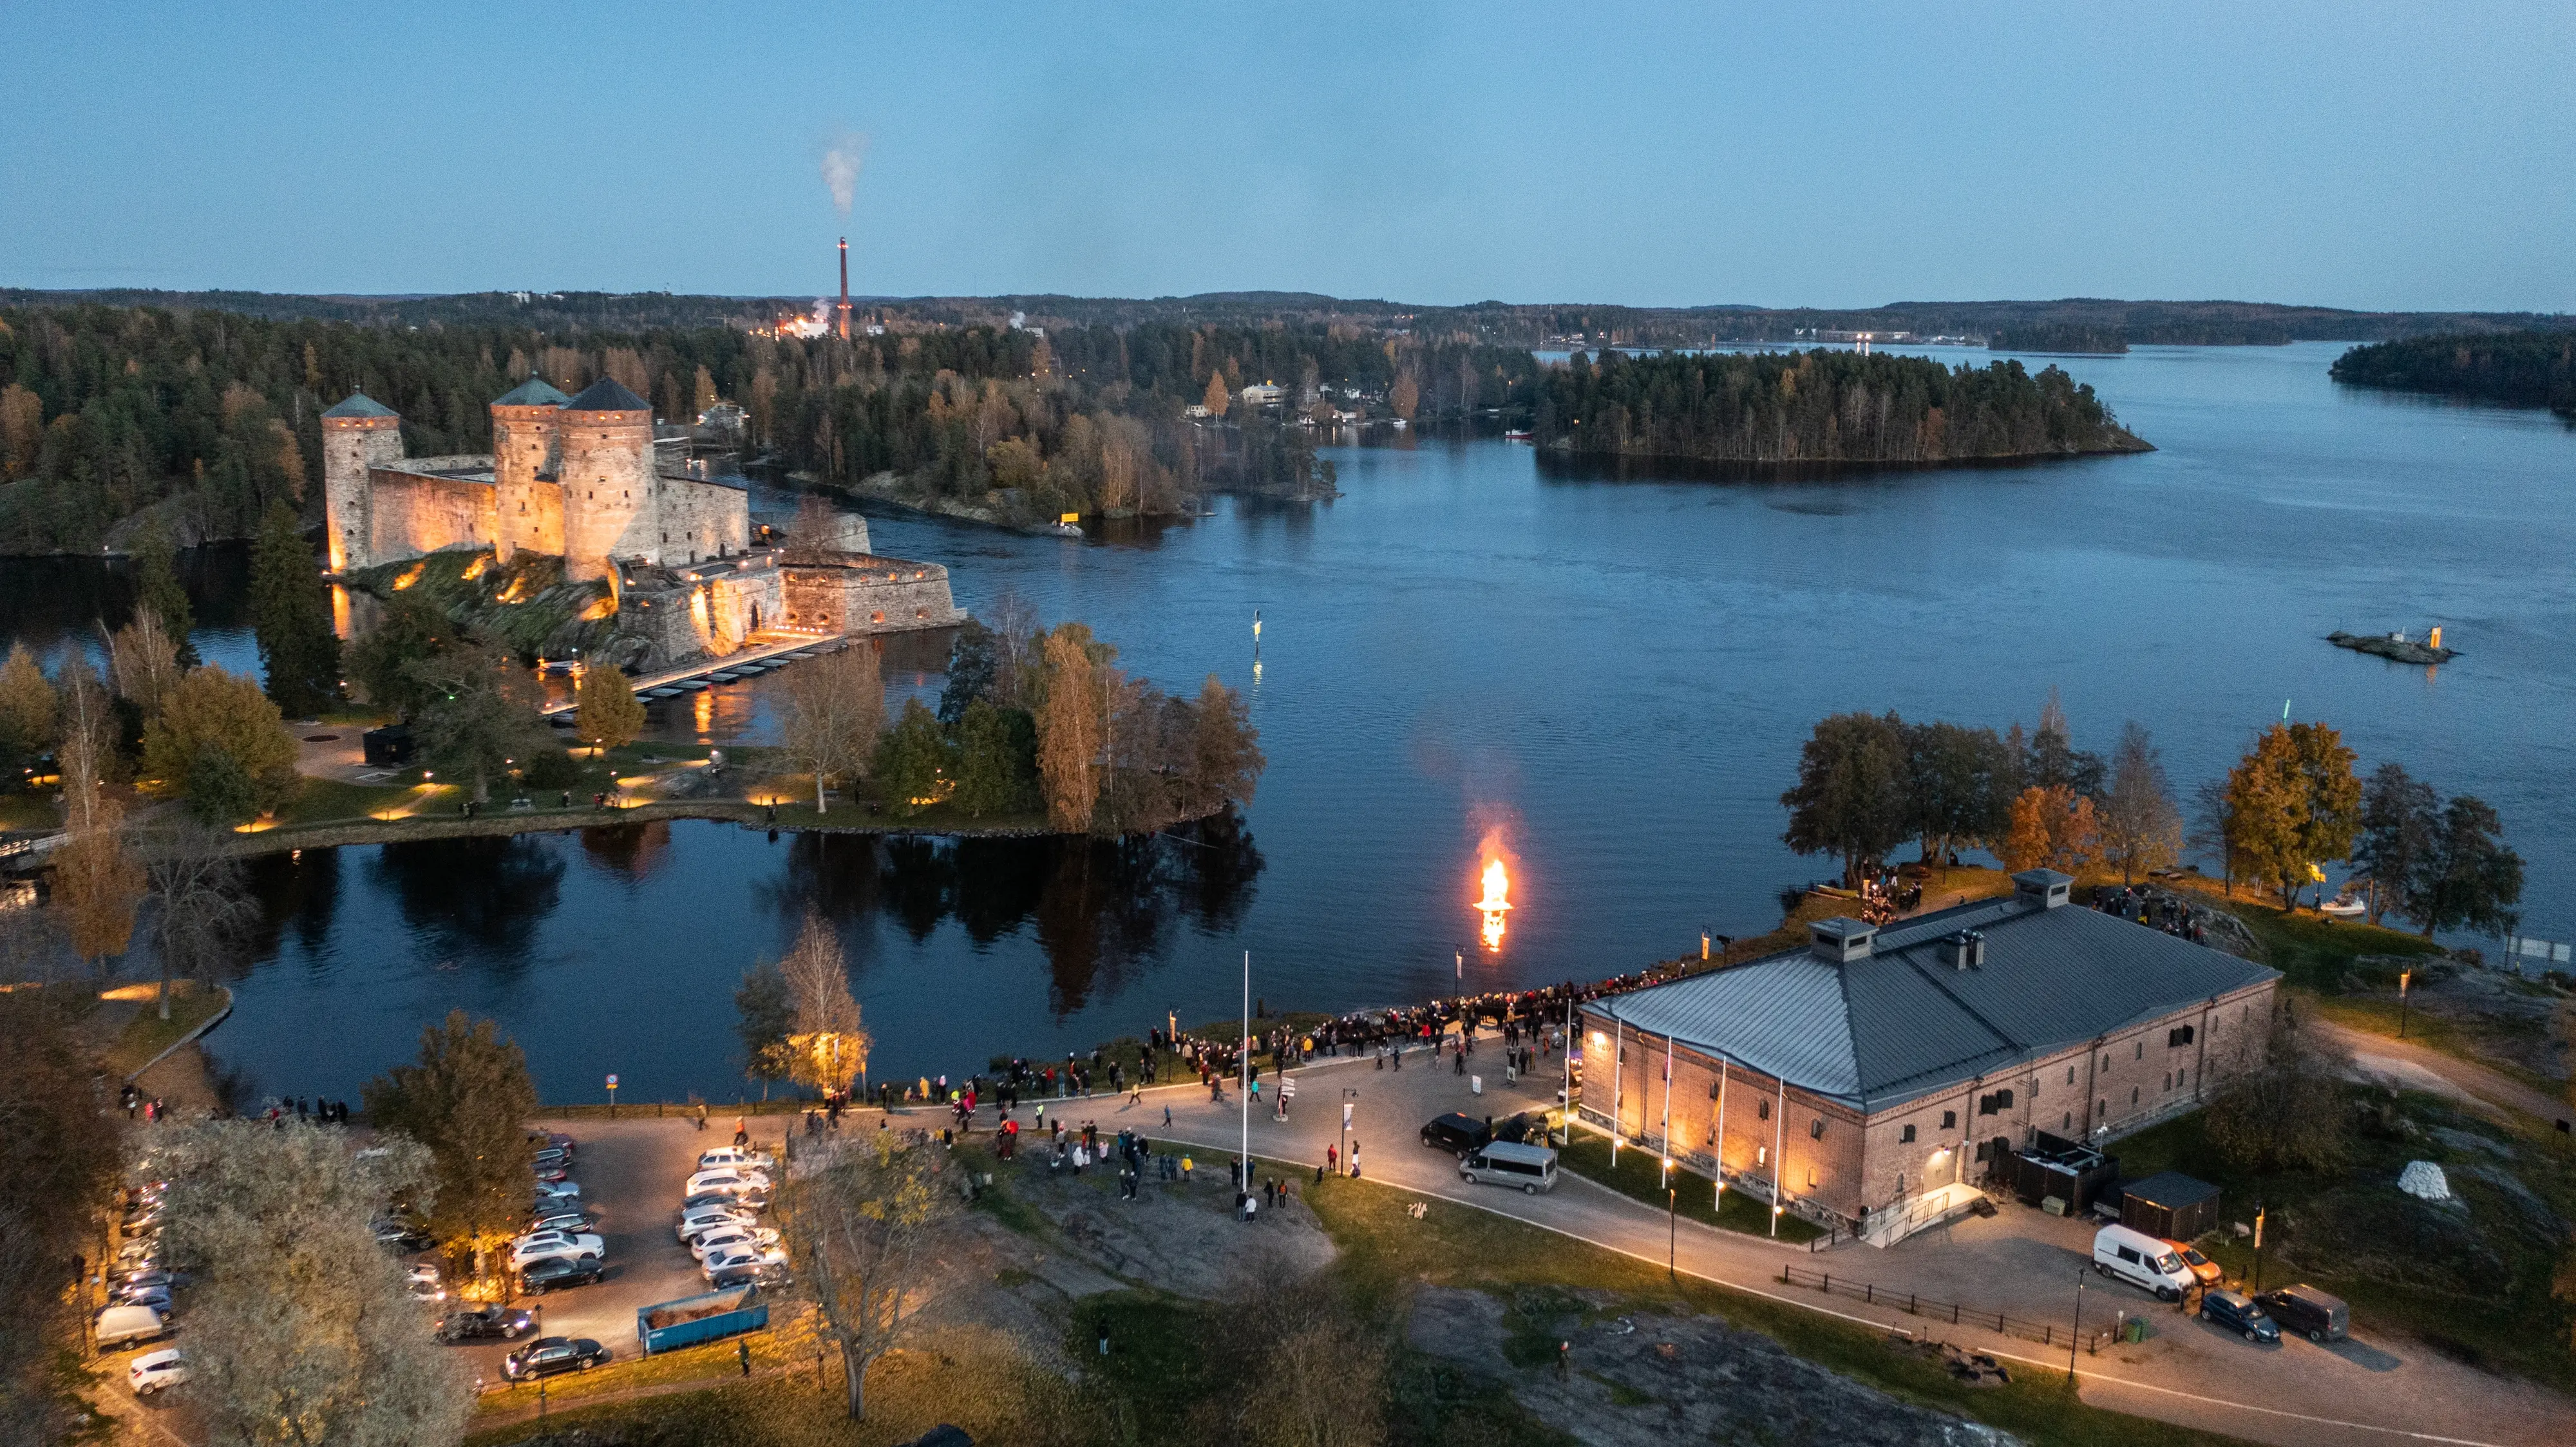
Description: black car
xmin=1490 ymin=1111 xmax=1554 ymax=1145
xmin=2197 ymin=1289 xmax=2280 ymax=1344
xmin=707 ymin=1260 xmax=792 ymax=1291
xmin=1420 ymin=1113 xmax=1493 ymax=1157
xmin=2259 ymin=1285 xmax=2349 ymax=1343
xmin=437 ymin=1305 xmax=538 ymax=1343
xmin=372 ymin=1221 xmax=436 ymax=1253
xmin=521 ymin=1256 xmax=605 ymax=1294
xmin=502 ymin=1336 xmax=609 ymax=1379
xmin=111 ymin=1283 xmax=173 ymax=1312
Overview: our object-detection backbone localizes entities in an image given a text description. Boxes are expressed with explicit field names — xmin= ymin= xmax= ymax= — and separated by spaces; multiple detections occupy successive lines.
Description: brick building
xmin=1577 ymin=870 xmax=2277 ymax=1244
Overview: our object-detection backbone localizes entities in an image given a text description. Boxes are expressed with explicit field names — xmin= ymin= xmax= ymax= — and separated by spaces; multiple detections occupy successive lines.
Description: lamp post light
xmin=1667 ymin=1184 xmax=1678 ymax=1281
xmin=2069 ymin=1272 xmax=2085 ymax=1384
xmin=1341 ymin=1088 xmax=1358 ymax=1177
xmin=2398 ymin=969 xmax=2412 ymax=1040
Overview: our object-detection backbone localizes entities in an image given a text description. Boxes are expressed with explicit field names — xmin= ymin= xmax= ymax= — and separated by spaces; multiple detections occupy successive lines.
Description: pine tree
xmin=574 ymin=661 xmax=644 ymax=756
xmin=249 ymin=502 xmax=341 ymax=718
xmin=949 ymin=698 xmax=1029 ymax=817
xmin=871 ymin=699 xmax=954 ymax=818
xmin=130 ymin=521 xmax=198 ymax=667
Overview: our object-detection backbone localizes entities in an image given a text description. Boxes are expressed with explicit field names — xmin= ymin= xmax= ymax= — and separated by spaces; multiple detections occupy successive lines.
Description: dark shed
xmin=2120 ymin=1170 xmax=2221 ymax=1241
xmin=361 ymin=724 xmax=413 ymax=766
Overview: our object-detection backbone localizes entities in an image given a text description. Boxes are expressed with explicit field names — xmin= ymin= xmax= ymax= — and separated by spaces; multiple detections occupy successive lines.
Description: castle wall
xmin=560 ymin=408 xmax=657 ymax=582
xmin=781 ymin=558 xmax=964 ymax=635
xmin=321 ymin=414 xmax=403 ymax=571
xmin=366 ymin=463 xmax=501 ymax=561
xmin=656 ymin=478 xmax=751 ymax=565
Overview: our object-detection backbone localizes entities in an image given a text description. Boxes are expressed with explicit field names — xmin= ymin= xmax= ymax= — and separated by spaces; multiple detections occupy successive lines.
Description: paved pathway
xmin=2312 ymin=1017 xmax=2571 ymax=1127
xmin=1030 ymin=1041 xmax=2576 ymax=1447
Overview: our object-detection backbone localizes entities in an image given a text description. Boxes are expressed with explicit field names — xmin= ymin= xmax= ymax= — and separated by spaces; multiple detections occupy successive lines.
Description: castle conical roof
xmin=493 ymin=374 xmax=573 ymax=408
xmin=563 ymin=377 xmax=651 ymax=414
xmin=321 ymin=392 xmax=397 ymax=419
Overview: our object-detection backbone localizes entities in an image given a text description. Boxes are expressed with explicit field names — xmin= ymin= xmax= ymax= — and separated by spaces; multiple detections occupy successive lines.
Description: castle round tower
xmin=319 ymin=392 xmax=404 ymax=572
xmin=489 ymin=373 xmax=571 ymax=563
xmin=557 ymin=377 xmax=657 ymax=583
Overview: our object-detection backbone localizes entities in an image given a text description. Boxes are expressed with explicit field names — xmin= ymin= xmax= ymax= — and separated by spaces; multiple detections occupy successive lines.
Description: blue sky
xmin=6 ymin=3 xmax=2571 ymax=310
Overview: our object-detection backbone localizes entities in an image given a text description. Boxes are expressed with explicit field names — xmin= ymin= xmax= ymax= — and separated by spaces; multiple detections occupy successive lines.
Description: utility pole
xmin=1239 ymin=950 xmax=1251 ymax=1192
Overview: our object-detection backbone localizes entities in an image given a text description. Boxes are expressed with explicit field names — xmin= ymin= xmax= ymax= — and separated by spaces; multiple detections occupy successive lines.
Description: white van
xmin=1460 ymin=1140 xmax=1559 ymax=1195
xmin=95 ymin=1303 xmax=172 ymax=1350
xmin=2092 ymin=1223 xmax=2195 ymax=1300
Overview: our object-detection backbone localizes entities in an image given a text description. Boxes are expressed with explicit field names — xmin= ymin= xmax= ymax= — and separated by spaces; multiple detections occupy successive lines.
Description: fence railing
xmin=1778 ymin=1264 xmax=2114 ymax=1353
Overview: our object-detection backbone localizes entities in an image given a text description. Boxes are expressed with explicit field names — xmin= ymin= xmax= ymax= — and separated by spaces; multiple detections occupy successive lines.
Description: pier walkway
xmin=537 ymin=631 xmax=853 ymax=717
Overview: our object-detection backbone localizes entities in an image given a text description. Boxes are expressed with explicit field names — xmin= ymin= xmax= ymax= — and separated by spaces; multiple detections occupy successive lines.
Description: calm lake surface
xmin=8 ymin=343 xmax=2573 ymax=1103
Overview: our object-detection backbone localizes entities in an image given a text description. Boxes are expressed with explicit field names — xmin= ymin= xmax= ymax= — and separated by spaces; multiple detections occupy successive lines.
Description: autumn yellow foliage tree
xmin=2000 ymin=784 xmax=2101 ymax=874
xmin=1202 ymin=370 xmax=1231 ymax=417
xmin=1034 ymin=629 xmax=1101 ymax=832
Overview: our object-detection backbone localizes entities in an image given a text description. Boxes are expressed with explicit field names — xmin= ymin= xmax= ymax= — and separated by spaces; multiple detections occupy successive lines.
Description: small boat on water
xmin=1047 ymin=521 xmax=1083 ymax=538
xmin=1503 ymin=428 xmax=1535 ymax=442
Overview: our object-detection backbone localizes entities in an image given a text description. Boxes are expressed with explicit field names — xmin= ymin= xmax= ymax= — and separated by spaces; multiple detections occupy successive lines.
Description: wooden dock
xmin=538 ymin=632 xmax=853 ymax=717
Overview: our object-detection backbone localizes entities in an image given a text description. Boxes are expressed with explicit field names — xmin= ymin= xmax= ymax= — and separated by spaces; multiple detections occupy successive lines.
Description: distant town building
xmin=1578 ymin=870 xmax=2277 ymax=1242
xmin=1238 ymin=383 xmax=1285 ymax=408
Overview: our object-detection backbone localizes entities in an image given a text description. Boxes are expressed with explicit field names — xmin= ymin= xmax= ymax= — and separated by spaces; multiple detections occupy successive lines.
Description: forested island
xmin=2330 ymin=330 xmax=2576 ymax=417
xmin=1531 ymin=349 xmax=2149 ymax=466
xmin=1988 ymin=323 xmax=2128 ymax=354
xmin=0 ymin=304 xmax=1532 ymax=553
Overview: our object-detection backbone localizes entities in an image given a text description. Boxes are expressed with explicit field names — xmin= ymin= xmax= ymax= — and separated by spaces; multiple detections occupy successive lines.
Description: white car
xmin=404 ymin=1262 xmax=446 ymax=1302
xmin=129 ymin=1348 xmax=189 ymax=1396
xmin=700 ymin=1244 xmax=787 ymax=1281
xmin=683 ymin=1168 xmax=771 ymax=1196
xmin=508 ymin=1231 xmax=604 ymax=1269
xmin=695 ymin=1147 xmax=776 ymax=1173
xmin=531 ymin=1179 xmax=582 ymax=1202
xmin=688 ymin=1226 xmax=781 ymax=1262
xmin=676 ymin=1206 xmax=756 ymax=1244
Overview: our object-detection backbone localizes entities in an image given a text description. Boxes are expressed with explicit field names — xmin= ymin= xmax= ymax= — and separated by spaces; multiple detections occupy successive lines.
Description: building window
xmin=2063 ymin=1111 xmax=2072 ymax=1130
xmin=1809 ymin=1118 xmax=1824 ymax=1139
xmin=2097 ymin=1099 xmax=2106 ymax=1119
xmin=1756 ymin=1099 xmax=1770 ymax=1121
xmin=1940 ymin=1110 xmax=1956 ymax=1130
xmin=2066 ymin=1064 xmax=2076 ymax=1084
xmin=2168 ymin=1025 xmax=2195 ymax=1046
xmin=1900 ymin=1124 xmax=1916 ymax=1144
xmin=1976 ymin=1089 xmax=2014 ymax=1115
xmin=2135 ymin=1040 xmax=2144 ymax=1060
xmin=2131 ymin=1086 xmax=2140 ymax=1105
xmin=2100 ymin=1054 xmax=2109 ymax=1071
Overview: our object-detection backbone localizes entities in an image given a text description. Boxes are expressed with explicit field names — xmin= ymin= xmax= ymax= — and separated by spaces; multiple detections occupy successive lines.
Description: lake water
xmin=8 ymin=343 xmax=2573 ymax=1104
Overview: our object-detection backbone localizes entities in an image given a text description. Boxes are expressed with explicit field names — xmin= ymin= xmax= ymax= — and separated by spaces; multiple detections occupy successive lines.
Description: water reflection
xmin=581 ymin=820 xmax=673 ymax=880
xmin=366 ymin=835 xmax=566 ymax=966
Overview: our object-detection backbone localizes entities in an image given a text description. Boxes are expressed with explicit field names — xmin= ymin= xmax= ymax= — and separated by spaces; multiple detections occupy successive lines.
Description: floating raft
xmin=2328 ymin=630 xmax=2456 ymax=665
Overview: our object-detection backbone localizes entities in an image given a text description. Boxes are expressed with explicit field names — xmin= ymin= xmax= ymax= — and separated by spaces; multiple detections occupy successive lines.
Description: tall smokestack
xmin=837 ymin=237 xmax=851 ymax=340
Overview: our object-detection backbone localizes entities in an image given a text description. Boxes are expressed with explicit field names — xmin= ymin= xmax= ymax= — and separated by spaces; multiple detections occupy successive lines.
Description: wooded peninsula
xmin=2331 ymin=330 xmax=2576 ymax=417
xmin=1531 ymin=349 xmax=2149 ymax=466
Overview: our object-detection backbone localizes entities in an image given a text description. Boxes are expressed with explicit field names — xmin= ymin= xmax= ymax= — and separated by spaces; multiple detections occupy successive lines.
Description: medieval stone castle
xmin=321 ymin=378 xmax=960 ymax=664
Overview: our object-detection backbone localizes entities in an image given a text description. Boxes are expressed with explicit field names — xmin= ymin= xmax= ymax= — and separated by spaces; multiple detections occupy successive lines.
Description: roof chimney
xmin=1810 ymin=916 xmax=1875 ymax=964
xmin=2012 ymin=869 xmax=2073 ymax=910
xmin=1938 ymin=931 xmax=1986 ymax=970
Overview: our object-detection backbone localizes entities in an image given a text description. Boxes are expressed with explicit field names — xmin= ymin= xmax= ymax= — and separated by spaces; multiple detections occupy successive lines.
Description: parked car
xmin=111 ymin=1283 xmax=173 ymax=1313
xmin=128 ymin=1348 xmax=189 ymax=1396
xmin=695 ymin=1147 xmax=776 ymax=1173
xmin=677 ymin=1204 xmax=756 ymax=1241
xmin=520 ymin=1256 xmax=606 ymax=1294
xmin=1419 ymin=1113 xmax=1492 ymax=1157
xmin=1460 ymin=1140 xmax=1560 ymax=1195
xmin=2259 ymin=1285 xmax=2349 ymax=1343
xmin=526 ymin=1130 xmax=575 ymax=1156
xmin=531 ymin=1179 xmax=582 ymax=1202
xmin=701 ymin=1244 xmax=788 ymax=1282
xmin=437 ymin=1305 xmax=537 ymax=1343
xmin=532 ymin=1162 xmax=571 ymax=1184
xmin=2164 ymin=1239 xmax=2223 ymax=1287
xmin=527 ymin=1208 xmax=598 ymax=1236
xmin=94 ymin=1304 xmax=172 ymax=1350
xmin=2090 ymin=1224 xmax=2195 ymax=1301
xmin=118 ymin=1269 xmax=184 ymax=1294
xmin=501 ymin=1336 xmax=609 ymax=1381
xmin=2198 ymin=1289 xmax=2281 ymax=1344
xmin=707 ymin=1260 xmax=793 ymax=1291
xmin=684 ymin=1168 xmax=771 ymax=1196
xmin=681 ymin=1186 xmax=768 ymax=1213
xmin=1489 ymin=1111 xmax=1556 ymax=1146
xmin=372 ymin=1221 xmax=436 ymax=1253
xmin=688 ymin=1225 xmax=781 ymax=1262
xmin=533 ymin=1146 xmax=572 ymax=1167
xmin=507 ymin=1231 xmax=604 ymax=1269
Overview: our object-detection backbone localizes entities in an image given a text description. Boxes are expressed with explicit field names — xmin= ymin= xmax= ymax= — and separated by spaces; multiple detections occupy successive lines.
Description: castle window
xmin=1940 ymin=1110 xmax=1955 ymax=1130
xmin=1900 ymin=1124 xmax=1915 ymax=1144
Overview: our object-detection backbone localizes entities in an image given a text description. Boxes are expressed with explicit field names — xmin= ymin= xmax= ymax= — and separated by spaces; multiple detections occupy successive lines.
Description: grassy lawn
xmin=468 ymin=1306 xmax=826 ymax=1421
xmin=100 ymin=979 xmax=227 ymax=1077
xmin=2114 ymin=1088 xmax=2576 ymax=1390
xmin=272 ymin=775 xmax=420 ymax=826
xmin=1555 ymin=1130 xmax=1827 ymax=1244
xmin=0 ymin=790 xmax=55 ymax=831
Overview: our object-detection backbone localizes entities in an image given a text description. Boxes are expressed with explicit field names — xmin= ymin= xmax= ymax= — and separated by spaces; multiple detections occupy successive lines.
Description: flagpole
xmin=1240 ymin=950 xmax=1251 ymax=1190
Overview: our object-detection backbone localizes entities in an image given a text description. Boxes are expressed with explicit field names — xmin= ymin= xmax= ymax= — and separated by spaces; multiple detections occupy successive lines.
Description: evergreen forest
xmin=2331 ymin=330 xmax=2576 ymax=416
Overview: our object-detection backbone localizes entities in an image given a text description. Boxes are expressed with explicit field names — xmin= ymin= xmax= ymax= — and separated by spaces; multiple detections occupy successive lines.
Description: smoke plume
xmin=819 ymin=131 xmax=868 ymax=215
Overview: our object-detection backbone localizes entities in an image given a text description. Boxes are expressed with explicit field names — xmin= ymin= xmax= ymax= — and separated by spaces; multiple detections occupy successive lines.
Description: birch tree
xmin=777 ymin=1132 xmax=957 ymax=1420
xmin=140 ymin=823 xmax=258 ymax=1021
xmin=780 ymin=646 xmax=883 ymax=813
xmin=780 ymin=909 xmax=868 ymax=1098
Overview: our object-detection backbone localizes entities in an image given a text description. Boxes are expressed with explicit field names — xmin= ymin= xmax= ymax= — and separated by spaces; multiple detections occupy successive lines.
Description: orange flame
xmin=1473 ymin=840 xmax=1512 ymax=952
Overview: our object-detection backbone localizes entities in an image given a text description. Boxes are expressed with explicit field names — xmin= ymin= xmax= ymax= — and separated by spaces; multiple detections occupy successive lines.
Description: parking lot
xmin=439 ymin=1115 xmax=781 ymax=1392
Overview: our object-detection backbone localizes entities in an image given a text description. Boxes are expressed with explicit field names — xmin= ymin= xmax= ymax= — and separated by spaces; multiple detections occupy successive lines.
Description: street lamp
xmin=2398 ymin=969 xmax=2412 ymax=1039
xmin=1667 ymin=1185 xmax=1678 ymax=1281
xmin=1341 ymin=1088 xmax=1359 ymax=1177
xmin=2069 ymin=1272 xmax=2085 ymax=1384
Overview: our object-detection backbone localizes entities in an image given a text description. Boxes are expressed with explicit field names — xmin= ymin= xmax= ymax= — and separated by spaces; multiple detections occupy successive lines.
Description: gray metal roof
xmin=321 ymin=392 xmax=396 ymax=419
xmin=493 ymin=375 xmax=573 ymax=408
xmin=1601 ymin=893 xmax=2277 ymax=1111
xmin=563 ymin=377 xmax=650 ymax=414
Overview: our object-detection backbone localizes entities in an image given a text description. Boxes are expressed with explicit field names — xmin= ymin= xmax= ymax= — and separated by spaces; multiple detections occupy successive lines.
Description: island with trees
xmin=2329 ymin=330 xmax=2576 ymax=417
xmin=1987 ymin=323 xmax=2128 ymax=354
xmin=1533 ymin=349 xmax=2150 ymax=466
